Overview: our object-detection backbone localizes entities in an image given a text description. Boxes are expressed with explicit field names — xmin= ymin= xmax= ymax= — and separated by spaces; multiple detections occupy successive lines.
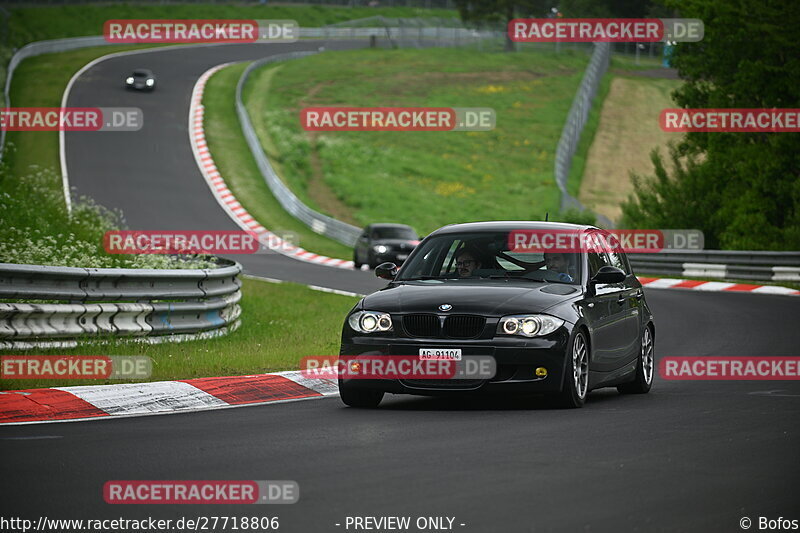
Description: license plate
xmin=419 ymin=348 xmax=462 ymax=361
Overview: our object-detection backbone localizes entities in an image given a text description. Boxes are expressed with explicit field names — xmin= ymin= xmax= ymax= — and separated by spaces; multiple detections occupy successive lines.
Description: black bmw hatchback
xmin=339 ymin=221 xmax=655 ymax=408
xmin=125 ymin=68 xmax=156 ymax=91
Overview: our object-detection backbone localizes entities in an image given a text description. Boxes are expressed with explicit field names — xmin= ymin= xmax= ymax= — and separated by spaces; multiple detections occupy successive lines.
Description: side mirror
xmin=375 ymin=262 xmax=398 ymax=280
xmin=591 ymin=265 xmax=626 ymax=285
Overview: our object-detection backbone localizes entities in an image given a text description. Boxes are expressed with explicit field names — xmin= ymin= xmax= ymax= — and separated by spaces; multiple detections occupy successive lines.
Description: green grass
xmin=203 ymin=63 xmax=352 ymax=259
xmin=2 ymin=44 xmax=163 ymax=191
xmin=6 ymin=5 xmax=457 ymax=49
xmin=0 ymin=277 xmax=359 ymax=390
xmin=0 ymin=44 xmax=220 ymax=269
xmin=244 ymin=46 xmax=594 ymax=236
xmin=567 ymin=55 xmax=665 ymax=202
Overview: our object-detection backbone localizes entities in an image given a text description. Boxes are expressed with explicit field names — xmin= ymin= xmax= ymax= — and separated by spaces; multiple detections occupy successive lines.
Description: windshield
xmin=372 ymin=227 xmax=417 ymax=240
xmin=397 ymin=231 xmax=582 ymax=284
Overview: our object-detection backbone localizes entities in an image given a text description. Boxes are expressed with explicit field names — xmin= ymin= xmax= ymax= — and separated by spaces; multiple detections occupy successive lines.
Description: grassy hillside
xmin=243 ymin=46 xmax=592 ymax=236
xmin=578 ymin=72 xmax=681 ymax=222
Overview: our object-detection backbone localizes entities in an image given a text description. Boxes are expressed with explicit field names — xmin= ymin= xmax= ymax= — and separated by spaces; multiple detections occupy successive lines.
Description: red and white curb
xmin=638 ymin=277 xmax=799 ymax=296
xmin=187 ymin=66 xmax=799 ymax=296
xmin=189 ymin=64 xmax=355 ymax=270
xmin=0 ymin=371 xmax=338 ymax=425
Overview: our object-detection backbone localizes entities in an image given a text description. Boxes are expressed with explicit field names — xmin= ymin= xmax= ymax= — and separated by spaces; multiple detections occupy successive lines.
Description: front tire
xmin=618 ymin=325 xmax=654 ymax=394
xmin=553 ymin=330 xmax=589 ymax=408
xmin=339 ymin=381 xmax=384 ymax=408
xmin=353 ymin=252 xmax=363 ymax=270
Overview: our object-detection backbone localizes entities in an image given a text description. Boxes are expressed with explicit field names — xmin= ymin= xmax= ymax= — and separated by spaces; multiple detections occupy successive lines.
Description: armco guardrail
xmin=554 ymin=42 xmax=611 ymax=225
xmin=0 ymin=260 xmax=242 ymax=349
xmin=235 ymin=51 xmax=364 ymax=248
xmin=628 ymin=250 xmax=800 ymax=282
xmin=1 ymin=36 xmax=110 ymax=158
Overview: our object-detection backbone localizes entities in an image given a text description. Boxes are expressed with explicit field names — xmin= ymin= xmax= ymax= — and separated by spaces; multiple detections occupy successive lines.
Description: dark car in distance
xmin=125 ymin=69 xmax=156 ymax=91
xmin=353 ymin=223 xmax=419 ymax=269
xmin=339 ymin=221 xmax=655 ymax=408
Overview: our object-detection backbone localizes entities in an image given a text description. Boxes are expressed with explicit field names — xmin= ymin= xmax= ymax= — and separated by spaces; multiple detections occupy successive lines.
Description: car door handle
xmin=635 ymin=290 xmax=644 ymax=301
xmin=617 ymin=295 xmax=627 ymax=305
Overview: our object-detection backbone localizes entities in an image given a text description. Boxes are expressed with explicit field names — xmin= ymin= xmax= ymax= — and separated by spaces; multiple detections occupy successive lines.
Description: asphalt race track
xmin=2 ymin=42 xmax=799 ymax=532
xmin=65 ymin=40 xmax=384 ymax=296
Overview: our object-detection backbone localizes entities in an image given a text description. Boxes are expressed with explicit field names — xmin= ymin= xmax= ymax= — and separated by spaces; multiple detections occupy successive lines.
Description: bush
xmin=0 ymin=165 xmax=215 ymax=269
xmin=554 ymin=207 xmax=597 ymax=226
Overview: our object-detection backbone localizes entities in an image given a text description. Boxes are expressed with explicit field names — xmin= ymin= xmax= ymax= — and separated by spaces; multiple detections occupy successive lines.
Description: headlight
xmin=497 ymin=314 xmax=564 ymax=338
xmin=126 ymin=77 xmax=134 ymax=84
xmin=348 ymin=311 xmax=393 ymax=334
xmin=146 ymin=78 xmax=155 ymax=86
xmin=373 ymin=245 xmax=389 ymax=254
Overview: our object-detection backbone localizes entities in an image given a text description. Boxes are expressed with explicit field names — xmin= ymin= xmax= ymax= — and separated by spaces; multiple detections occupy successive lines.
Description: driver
xmin=454 ymin=246 xmax=483 ymax=278
xmin=544 ymin=252 xmax=574 ymax=282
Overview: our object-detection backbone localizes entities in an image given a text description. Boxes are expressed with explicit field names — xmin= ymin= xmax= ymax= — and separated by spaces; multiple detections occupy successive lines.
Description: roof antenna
xmin=545 ymin=212 xmax=549 ymax=221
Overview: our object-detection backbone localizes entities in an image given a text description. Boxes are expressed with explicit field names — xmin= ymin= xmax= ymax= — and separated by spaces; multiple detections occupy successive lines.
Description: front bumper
xmin=339 ymin=329 xmax=571 ymax=395
xmin=373 ymin=251 xmax=411 ymax=265
xmin=127 ymin=82 xmax=154 ymax=91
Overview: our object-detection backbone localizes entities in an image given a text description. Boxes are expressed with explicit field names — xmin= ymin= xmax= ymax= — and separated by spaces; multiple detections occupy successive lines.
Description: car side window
xmin=599 ymin=233 xmax=629 ymax=275
xmin=586 ymin=251 xmax=605 ymax=278
xmin=606 ymin=249 xmax=629 ymax=274
xmin=621 ymin=251 xmax=634 ymax=275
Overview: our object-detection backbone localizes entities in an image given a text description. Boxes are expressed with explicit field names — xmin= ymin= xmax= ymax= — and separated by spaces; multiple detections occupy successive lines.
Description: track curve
xmin=1 ymin=41 xmax=798 ymax=532
xmin=64 ymin=40 xmax=384 ymax=295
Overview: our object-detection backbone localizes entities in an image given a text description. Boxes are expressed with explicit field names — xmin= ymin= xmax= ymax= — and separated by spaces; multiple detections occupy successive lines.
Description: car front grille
xmin=401 ymin=378 xmax=485 ymax=390
xmin=402 ymin=314 xmax=486 ymax=339
xmin=403 ymin=314 xmax=440 ymax=337
xmin=443 ymin=315 xmax=486 ymax=339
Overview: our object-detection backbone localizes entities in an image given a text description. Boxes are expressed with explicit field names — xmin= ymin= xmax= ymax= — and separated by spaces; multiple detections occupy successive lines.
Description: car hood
xmin=361 ymin=281 xmax=581 ymax=316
